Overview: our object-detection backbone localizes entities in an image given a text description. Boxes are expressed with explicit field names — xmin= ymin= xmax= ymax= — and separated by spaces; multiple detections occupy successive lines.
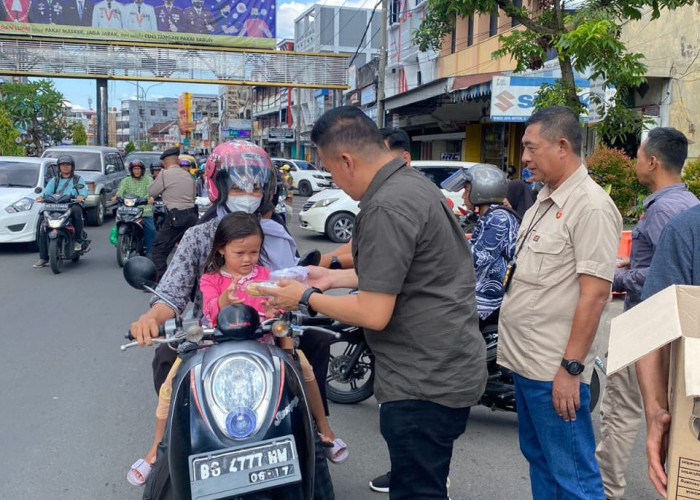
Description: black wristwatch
xmin=329 ymin=256 xmax=342 ymax=270
xmin=561 ymin=358 xmax=585 ymax=376
xmin=298 ymin=287 xmax=322 ymax=317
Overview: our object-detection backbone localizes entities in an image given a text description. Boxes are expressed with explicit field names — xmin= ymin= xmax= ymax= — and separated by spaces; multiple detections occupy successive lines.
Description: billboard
xmin=0 ymin=0 xmax=276 ymax=48
xmin=178 ymin=91 xmax=192 ymax=133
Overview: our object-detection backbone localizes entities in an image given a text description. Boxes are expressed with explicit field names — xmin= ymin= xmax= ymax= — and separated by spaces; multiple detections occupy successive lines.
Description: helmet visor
xmin=225 ymin=164 xmax=270 ymax=193
xmin=440 ymin=168 xmax=471 ymax=192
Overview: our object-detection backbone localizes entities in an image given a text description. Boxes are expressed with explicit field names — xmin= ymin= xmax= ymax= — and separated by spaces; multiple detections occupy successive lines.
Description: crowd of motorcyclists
xmin=27 ymin=104 xmax=698 ymax=500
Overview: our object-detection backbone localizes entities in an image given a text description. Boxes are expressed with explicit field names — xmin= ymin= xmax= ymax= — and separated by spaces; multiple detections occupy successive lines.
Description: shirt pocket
xmin=516 ymin=235 xmax=569 ymax=286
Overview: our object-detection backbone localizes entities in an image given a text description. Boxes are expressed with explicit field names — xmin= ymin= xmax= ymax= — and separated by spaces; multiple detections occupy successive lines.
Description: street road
xmin=0 ymin=196 xmax=658 ymax=500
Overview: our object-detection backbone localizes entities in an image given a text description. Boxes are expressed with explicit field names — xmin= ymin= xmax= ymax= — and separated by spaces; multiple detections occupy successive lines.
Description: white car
xmin=0 ymin=157 xmax=58 ymax=249
xmin=298 ymin=160 xmax=492 ymax=243
xmin=271 ymin=158 xmax=334 ymax=196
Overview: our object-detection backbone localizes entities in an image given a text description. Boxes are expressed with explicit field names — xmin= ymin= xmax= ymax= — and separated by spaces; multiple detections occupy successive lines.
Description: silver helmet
xmin=441 ymin=164 xmax=507 ymax=205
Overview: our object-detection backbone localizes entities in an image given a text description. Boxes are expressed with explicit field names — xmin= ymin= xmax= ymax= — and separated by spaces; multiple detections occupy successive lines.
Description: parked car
xmin=271 ymin=158 xmax=333 ymax=196
xmin=42 ymin=146 xmax=127 ymax=226
xmin=0 ymin=156 xmax=57 ymax=249
xmin=124 ymin=151 xmax=163 ymax=170
xmin=298 ymin=160 xmax=495 ymax=243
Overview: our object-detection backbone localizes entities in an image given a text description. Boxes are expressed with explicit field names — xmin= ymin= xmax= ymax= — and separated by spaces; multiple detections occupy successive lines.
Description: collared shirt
xmin=642 ymin=204 xmax=700 ymax=298
xmin=498 ymin=164 xmax=622 ymax=383
xmin=42 ymin=175 xmax=88 ymax=199
xmin=116 ymin=175 xmax=154 ymax=217
xmin=352 ymin=156 xmax=487 ymax=408
xmin=148 ymin=166 xmax=196 ymax=210
xmin=613 ymin=183 xmax=698 ymax=309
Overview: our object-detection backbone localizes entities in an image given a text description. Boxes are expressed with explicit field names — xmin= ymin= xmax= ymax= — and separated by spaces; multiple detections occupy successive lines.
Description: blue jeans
xmin=143 ymin=216 xmax=155 ymax=255
xmin=513 ymin=373 xmax=605 ymax=500
xmin=380 ymin=400 xmax=470 ymax=500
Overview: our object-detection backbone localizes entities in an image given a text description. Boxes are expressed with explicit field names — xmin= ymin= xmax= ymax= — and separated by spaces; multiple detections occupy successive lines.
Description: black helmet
xmin=150 ymin=161 xmax=163 ymax=174
xmin=129 ymin=160 xmax=145 ymax=177
xmin=216 ymin=304 xmax=261 ymax=340
xmin=57 ymin=154 xmax=75 ymax=174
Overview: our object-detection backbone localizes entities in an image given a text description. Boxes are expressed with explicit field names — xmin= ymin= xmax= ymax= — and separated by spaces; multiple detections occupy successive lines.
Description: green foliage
xmin=586 ymin=145 xmax=649 ymax=220
xmin=0 ymin=80 xmax=67 ymax=154
xmin=682 ymin=157 xmax=700 ymax=199
xmin=138 ymin=141 xmax=155 ymax=151
xmin=124 ymin=141 xmax=136 ymax=154
xmin=532 ymin=80 xmax=586 ymax=116
xmin=70 ymin=122 xmax=88 ymax=145
xmin=416 ymin=0 xmax=697 ymax=144
xmin=0 ymin=107 xmax=25 ymax=156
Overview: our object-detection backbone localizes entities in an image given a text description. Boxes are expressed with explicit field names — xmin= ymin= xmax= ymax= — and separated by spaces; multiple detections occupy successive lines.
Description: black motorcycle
xmin=121 ymin=257 xmax=333 ymax=500
xmin=153 ymin=197 xmax=167 ymax=231
xmin=325 ymin=318 xmax=603 ymax=412
xmin=39 ymin=193 xmax=90 ymax=274
xmin=115 ymin=195 xmax=150 ymax=267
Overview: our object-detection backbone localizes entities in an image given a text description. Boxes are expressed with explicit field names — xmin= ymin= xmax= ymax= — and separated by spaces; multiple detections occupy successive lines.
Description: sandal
xmin=324 ymin=437 xmax=348 ymax=463
xmin=127 ymin=458 xmax=152 ymax=486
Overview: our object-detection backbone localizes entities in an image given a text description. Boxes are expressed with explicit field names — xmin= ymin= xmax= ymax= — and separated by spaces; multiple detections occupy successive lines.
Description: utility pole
xmin=376 ymin=0 xmax=387 ymax=128
xmin=295 ymin=88 xmax=302 ymax=160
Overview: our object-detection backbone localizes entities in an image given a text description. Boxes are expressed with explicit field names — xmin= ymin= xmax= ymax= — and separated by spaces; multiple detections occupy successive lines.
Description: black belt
xmin=167 ymin=206 xmax=197 ymax=213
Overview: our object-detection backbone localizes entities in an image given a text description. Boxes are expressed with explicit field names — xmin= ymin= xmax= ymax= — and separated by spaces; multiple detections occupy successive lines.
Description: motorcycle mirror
xmin=123 ymin=256 xmax=158 ymax=290
xmin=298 ymin=249 xmax=321 ymax=267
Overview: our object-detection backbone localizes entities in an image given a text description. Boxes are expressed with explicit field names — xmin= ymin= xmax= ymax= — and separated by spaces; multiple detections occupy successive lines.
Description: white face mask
xmin=225 ymin=195 xmax=261 ymax=214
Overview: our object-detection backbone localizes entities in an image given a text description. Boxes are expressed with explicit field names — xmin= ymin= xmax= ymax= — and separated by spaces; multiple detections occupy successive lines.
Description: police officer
xmin=148 ymin=147 xmax=197 ymax=280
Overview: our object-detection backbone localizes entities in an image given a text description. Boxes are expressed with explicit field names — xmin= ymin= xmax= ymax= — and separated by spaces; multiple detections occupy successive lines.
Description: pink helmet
xmin=204 ymin=141 xmax=275 ymax=204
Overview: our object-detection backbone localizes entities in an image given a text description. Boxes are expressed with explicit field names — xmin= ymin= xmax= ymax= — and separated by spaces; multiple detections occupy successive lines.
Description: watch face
xmin=568 ymin=361 xmax=583 ymax=375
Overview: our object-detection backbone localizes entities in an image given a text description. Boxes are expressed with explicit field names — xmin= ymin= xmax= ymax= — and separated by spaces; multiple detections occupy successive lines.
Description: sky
xmin=38 ymin=0 xmax=372 ymax=111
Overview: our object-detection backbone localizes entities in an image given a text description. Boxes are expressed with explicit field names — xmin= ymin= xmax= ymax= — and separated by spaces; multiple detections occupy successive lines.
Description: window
xmin=450 ymin=21 xmax=456 ymax=53
xmin=512 ymin=0 xmax=522 ymax=27
xmin=162 ymin=110 xmax=168 ymax=117
xmin=467 ymin=17 xmax=473 ymax=46
xmin=389 ymin=0 xmax=400 ymax=24
xmin=489 ymin=11 xmax=498 ymax=37
xmin=150 ymin=109 xmax=156 ymax=116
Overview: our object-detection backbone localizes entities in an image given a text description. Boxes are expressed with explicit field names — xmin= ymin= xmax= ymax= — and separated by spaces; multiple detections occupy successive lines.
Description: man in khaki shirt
xmin=498 ymin=106 xmax=622 ymax=500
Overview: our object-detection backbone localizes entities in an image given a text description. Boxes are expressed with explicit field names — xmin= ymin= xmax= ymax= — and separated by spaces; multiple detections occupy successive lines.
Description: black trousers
xmin=38 ymin=205 xmax=85 ymax=259
xmin=151 ymin=329 xmax=332 ymax=415
xmin=150 ymin=210 xmax=198 ymax=279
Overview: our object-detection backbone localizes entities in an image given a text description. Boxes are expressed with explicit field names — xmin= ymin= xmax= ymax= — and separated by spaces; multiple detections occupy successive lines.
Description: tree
xmin=124 ymin=141 xmax=136 ymax=154
xmin=0 ymin=107 xmax=25 ymax=156
xmin=71 ymin=122 xmax=88 ymax=145
xmin=415 ymin=0 xmax=696 ymax=145
xmin=0 ymin=80 xmax=68 ymax=154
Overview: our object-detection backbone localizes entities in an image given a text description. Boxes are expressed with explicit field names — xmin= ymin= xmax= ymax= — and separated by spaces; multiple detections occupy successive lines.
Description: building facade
xmin=117 ymin=97 xmax=178 ymax=148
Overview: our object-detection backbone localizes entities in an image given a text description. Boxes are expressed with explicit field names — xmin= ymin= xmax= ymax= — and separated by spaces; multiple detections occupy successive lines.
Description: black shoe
xmin=369 ymin=471 xmax=390 ymax=493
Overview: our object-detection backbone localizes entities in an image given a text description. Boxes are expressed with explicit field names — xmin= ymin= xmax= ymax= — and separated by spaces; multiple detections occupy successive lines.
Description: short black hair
xmin=526 ymin=106 xmax=582 ymax=155
xmin=642 ymin=127 xmax=688 ymax=173
xmin=310 ymin=106 xmax=385 ymax=154
xmin=379 ymin=128 xmax=411 ymax=153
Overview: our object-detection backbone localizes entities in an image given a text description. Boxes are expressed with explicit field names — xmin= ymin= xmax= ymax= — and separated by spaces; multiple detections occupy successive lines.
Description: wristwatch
xmin=298 ymin=287 xmax=322 ymax=317
xmin=329 ymin=256 xmax=342 ymax=270
xmin=561 ymin=358 xmax=585 ymax=376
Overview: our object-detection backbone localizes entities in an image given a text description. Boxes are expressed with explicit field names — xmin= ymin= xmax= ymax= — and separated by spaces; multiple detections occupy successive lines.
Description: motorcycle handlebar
xmin=124 ymin=324 xmax=166 ymax=341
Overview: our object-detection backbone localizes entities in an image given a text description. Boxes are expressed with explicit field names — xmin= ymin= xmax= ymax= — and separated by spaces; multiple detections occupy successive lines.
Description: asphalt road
xmin=0 ymin=196 xmax=659 ymax=500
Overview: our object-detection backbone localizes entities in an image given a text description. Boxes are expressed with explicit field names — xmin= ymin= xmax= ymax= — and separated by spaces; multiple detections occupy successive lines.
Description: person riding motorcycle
xmin=442 ymin=164 xmax=520 ymax=327
xmin=129 ymin=141 xmax=334 ymax=499
xmin=33 ymin=155 xmax=88 ymax=268
xmin=112 ymin=160 xmax=155 ymax=256
xmin=149 ymin=161 xmax=163 ymax=181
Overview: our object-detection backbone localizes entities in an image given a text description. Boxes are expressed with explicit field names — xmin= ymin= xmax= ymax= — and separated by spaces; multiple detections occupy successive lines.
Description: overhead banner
xmin=0 ymin=0 xmax=277 ymax=49
xmin=490 ymin=76 xmax=595 ymax=122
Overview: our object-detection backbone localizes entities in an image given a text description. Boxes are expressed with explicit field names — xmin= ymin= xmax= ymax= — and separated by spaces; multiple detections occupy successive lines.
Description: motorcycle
xmin=115 ymin=195 xmax=150 ymax=267
xmin=39 ymin=193 xmax=90 ymax=274
xmin=121 ymin=257 xmax=336 ymax=500
xmin=153 ymin=197 xmax=167 ymax=231
xmin=325 ymin=316 xmax=603 ymax=412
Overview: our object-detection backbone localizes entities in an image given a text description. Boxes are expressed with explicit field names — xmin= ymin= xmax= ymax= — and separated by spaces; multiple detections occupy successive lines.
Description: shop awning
xmin=383 ymin=78 xmax=451 ymax=111
xmin=450 ymin=73 xmax=501 ymax=102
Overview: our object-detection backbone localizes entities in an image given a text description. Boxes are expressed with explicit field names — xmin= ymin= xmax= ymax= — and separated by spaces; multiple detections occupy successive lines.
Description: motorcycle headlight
xmin=312 ymin=198 xmax=337 ymax=209
xmin=204 ymin=354 xmax=272 ymax=439
xmin=5 ymin=197 xmax=34 ymax=213
xmin=124 ymin=198 xmax=136 ymax=207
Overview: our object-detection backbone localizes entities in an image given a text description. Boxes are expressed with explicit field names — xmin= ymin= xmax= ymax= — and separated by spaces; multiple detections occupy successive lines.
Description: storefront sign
xmin=441 ymin=153 xmax=461 ymax=160
xmin=490 ymin=76 xmax=592 ymax=122
xmin=269 ymin=128 xmax=295 ymax=142
xmin=361 ymin=85 xmax=376 ymax=106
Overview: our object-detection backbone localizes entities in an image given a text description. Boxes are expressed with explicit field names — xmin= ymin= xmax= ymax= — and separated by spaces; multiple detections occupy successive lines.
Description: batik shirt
xmin=470 ymin=205 xmax=519 ymax=319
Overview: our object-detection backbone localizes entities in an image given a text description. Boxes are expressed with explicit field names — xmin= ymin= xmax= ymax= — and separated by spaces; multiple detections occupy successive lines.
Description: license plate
xmin=43 ymin=203 xmax=69 ymax=211
xmin=189 ymin=436 xmax=301 ymax=499
xmin=118 ymin=207 xmax=141 ymax=215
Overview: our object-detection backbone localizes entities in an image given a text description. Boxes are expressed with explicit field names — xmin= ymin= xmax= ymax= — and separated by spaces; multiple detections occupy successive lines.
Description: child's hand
xmin=226 ymin=281 xmax=245 ymax=305
xmin=261 ymin=299 xmax=280 ymax=319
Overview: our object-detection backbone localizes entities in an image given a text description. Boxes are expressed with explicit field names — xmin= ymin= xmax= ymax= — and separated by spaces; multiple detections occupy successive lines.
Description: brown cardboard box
xmin=608 ymin=285 xmax=700 ymax=500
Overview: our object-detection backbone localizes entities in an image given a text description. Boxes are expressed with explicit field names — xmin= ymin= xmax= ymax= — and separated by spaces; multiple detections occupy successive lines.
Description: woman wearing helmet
xmin=442 ymin=164 xmax=521 ymax=326
xmin=128 ymin=141 xmax=335 ymax=499
xmin=112 ymin=160 xmax=155 ymax=256
xmin=33 ymin=155 xmax=89 ymax=268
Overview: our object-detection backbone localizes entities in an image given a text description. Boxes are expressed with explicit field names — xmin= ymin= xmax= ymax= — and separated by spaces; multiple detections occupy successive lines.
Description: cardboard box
xmin=608 ymin=285 xmax=700 ymax=500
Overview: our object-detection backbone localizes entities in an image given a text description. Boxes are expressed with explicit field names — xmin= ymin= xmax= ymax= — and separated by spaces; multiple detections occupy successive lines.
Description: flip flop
xmin=127 ymin=458 xmax=152 ymax=486
xmin=324 ymin=438 xmax=348 ymax=463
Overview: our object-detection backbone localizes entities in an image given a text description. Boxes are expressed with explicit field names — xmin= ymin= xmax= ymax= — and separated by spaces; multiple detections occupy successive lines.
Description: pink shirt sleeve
xmin=200 ymin=272 xmax=228 ymax=325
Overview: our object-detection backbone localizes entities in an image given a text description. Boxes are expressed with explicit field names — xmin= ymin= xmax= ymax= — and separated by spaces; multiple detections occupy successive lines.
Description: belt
xmin=166 ymin=206 xmax=197 ymax=213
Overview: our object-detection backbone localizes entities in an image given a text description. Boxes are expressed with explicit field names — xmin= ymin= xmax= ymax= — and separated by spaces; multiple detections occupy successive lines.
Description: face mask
xmin=225 ymin=195 xmax=260 ymax=214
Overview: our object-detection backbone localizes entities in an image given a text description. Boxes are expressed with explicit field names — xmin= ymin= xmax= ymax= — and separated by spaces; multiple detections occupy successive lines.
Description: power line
xmin=349 ymin=0 xmax=383 ymax=66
